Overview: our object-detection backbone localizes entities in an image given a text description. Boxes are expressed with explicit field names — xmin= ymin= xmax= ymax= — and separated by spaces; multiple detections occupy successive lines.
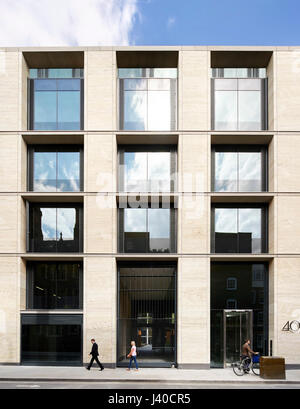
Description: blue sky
xmin=132 ymin=0 xmax=300 ymax=46
xmin=0 ymin=0 xmax=299 ymax=47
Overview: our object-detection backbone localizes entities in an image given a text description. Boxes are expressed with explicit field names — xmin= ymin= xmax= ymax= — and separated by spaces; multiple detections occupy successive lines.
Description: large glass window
xmin=28 ymin=146 xmax=83 ymax=192
xmin=119 ymin=68 xmax=177 ymax=131
xmin=21 ymin=314 xmax=82 ymax=365
xmin=211 ymin=205 xmax=268 ymax=254
xmin=118 ymin=205 xmax=176 ymax=254
xmin=211 ymin=69 xmax=267 ymax=131
xmin=212 ymin=146 xmax=267 ymax=192
xmin=27 ymin=262 xmax=83 ymax=310
xmin=28 ymin=204 xmax=83 ymax=253
xmin=118 ymin=262 xmax=176 ymax=367
xmin=210 ymin=263 xmax=268 ymax=368
xmin=28 ymin=69 xmax=83 ymax=130
xmin=119 ymin=146 xmax=176 ymax=192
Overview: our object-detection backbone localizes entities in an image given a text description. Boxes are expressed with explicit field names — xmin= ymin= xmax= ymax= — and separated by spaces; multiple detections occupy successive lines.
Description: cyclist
xmin=241 ymin=339 xmax=259 ymax=373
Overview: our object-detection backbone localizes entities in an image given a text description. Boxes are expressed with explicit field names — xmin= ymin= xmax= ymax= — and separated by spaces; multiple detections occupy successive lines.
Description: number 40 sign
xmin=282 ymin=321 xmax=300 ymax=333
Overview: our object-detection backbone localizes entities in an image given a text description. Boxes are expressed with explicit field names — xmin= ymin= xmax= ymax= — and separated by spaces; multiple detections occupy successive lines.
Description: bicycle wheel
xmin=232 ymin=361 xmax=245 ymax=376
xmin=251 ymin=362 xmax=260 ymax=376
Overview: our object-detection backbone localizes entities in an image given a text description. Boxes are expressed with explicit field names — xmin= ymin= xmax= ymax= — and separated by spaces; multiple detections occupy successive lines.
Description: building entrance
xmin=117 ymin=262 xmax=176 ymax=367
xmin=224 ymin=310 xmax=253 ymax=366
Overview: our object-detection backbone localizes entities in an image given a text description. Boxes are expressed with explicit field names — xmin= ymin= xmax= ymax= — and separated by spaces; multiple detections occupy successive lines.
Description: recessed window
xmin=227 ymin=277 xmax=237 ymax=291
xmin=226 ymin=299 xmax=237 ymax=309
xmin=27 ymin=203 xmax=83 ymax=253
xmin=211 ymin=69 xmax=267 ymax=131
xmin=27 ymin=262 xmax=83 ymax=310
xmin=21 ymin=314 xmax=83 ymax=365
xmin=118 ymin=205 xmax=176 ymax=253
xmin=28 ymin=69 xmax=84 ymax=131
xmin=118 ymin=68 xmax=177 ymax=131
xmin=212 ymin=205 xmax=268 ymax=254
xmin=212 ymin=146 xmax=267 ymax=192
xmin=28 ymin=145 xmax=83 ymax=192
xmin=118 ymin=145 xmax=177 ymax=192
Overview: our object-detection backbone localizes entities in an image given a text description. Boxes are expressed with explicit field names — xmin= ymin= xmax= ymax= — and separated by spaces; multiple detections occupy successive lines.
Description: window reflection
xmin=213 ymin=207 xmax=265 ymax=253
xmin=213 ymin=78 xmax=266 ymax=131
xmin=119 ymin=69 xmax=177 ymax=131
xmin=29 ymin=204 xmax=82 ymax=253
xmin=121 ymin=208 xmax=174 ymax=253
xmin=213 ymin=147 xmax=265 ymax=192
xmin=123 ymin=150 xmax=172 ymax=192
xmin=30 ymin=77 xmax=83 ymax=131
xmin=31 ymin=147 xmax=81 ymax=192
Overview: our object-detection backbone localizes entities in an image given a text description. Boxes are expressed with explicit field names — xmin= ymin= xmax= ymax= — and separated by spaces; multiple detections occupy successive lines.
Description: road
xmin=0 ymin=381 xmax=299 ymax=389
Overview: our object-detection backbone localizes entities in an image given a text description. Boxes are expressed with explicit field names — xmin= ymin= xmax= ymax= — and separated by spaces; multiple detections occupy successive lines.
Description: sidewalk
xmin=0 ymin=366 xmax=300 ymax=384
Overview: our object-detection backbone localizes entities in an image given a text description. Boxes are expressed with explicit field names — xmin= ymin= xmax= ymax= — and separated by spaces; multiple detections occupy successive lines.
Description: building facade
xmin=0 ymin=46 xmax=300 ymax=368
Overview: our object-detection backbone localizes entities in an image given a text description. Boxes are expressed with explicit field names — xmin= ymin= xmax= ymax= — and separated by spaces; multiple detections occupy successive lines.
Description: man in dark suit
xmin=86 ymin=338 xmax=104 ymax=371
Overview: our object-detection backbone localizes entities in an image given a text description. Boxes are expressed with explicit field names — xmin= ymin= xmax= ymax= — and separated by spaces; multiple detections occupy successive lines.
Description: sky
xmin=0 ymin=0 xmax=299 ymax=47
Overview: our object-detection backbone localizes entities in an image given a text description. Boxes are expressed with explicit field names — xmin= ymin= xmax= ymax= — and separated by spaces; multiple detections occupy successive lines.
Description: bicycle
xmin=232 ymin=354 xmax=260 ymax=376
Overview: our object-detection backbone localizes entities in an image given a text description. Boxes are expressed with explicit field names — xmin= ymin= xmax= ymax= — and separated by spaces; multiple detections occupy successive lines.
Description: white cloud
xmin=167 ymin=16 xmax=176 ymax=29
xmin=0 ymin=0 xmax=139 ymax=47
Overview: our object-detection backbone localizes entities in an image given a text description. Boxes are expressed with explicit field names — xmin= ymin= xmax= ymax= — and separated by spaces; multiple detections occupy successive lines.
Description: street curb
xmin=0 ymin=378 xmax=300 ymax=384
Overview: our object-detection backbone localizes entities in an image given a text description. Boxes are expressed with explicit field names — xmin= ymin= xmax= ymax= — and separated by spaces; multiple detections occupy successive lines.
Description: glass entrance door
xmin=224 ymin=310 xmax=253 ymax=366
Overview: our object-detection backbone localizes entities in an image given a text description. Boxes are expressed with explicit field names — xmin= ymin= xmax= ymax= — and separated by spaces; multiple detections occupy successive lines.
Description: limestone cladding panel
xmin=84 ymin=257 xmax=116 ymax=364
xmin=86 ymin=134 xmax=115 ymax=193
xmin=277 ymin=134 xmax=300 ymax=192
xmin=0 ymin=51 xmax=19 ymax=131
xmin=85 ymin=195 xmax=115 ymax=254
xmin=0 ymin=196 xmax=18 ymax=253
xmin=86 ymin=51 xmax=116 ymax=131
xmin=177 ymin=257 xmax=210 ymax=365
xmin=277 ymin=196 xmax=300 ymax=254
xmin=180 ymin=195 xmax=209 ymax=255
xmin=0 ymin=134 xmax=18 ymax=192
xmin=0 ymin=257 xmax=18 ymax=363
xmin=179 ymin=134 xmax=209 ymax=193
xmin=179 ymin=51 xmax=209 ymax=131
xmin=276 ymin=258 xmax=300 ymax=364
xmin=276 ymin=51 xmax=300 ymax=131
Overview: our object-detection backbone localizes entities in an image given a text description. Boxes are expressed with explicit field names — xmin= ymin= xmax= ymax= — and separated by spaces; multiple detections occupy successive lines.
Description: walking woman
xmin=126 ymin=340 xmax=138 ymax=371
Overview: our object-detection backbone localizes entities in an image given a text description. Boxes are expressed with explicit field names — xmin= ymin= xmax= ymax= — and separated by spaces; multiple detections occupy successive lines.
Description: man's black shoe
xmin=86 ymin=367 xmax=90 ymax=370
xmin=100 ymin=368 xmax=104 ymax=371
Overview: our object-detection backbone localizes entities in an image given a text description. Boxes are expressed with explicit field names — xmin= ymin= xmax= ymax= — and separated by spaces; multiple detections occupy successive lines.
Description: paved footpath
xmin=0 ymin=366 xmax=300 ymax=385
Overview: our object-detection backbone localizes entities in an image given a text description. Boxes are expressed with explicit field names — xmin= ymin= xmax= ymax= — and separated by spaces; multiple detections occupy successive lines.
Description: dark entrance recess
xmin=117 ymin=262 xmax=176 ymax=367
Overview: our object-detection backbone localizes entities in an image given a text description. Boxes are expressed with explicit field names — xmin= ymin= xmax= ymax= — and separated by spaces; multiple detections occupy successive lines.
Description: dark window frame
xmin=118 ymin=145 xmax=177 ymax=192
xmin=211 ymin=145 xmax=268 ymax=192
xmin=27 ymin=202 xmax=84 ymax=253
xmin=211 ymin=203 xmax=268 ymax=254
xmin=27 ymin=145 xmax=84 ymax=192
xmin=28 ymin=78 xmax=84 ymax=131
xmin=26 ymin=261 xmax=83 ymax=310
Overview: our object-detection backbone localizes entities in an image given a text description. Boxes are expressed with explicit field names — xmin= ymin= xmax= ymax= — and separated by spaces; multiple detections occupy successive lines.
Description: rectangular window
xmin=211 ymin=205 xmax=268 ymax=254
xmin=211 ymin=71 xmax=267 ymax=131
xmin=118 ymin=145 xmax=177 ymax=192
xmin=28 ymin=69 xmax=84 ymax=130
xmin=21 ymin=314 xmax=83 ymax=365
xmin=212 ymin=146 xmax=267 ymax=192
xmin=119 ymin=68 xmax=177 ymax=131
xmin=118 ymin=205 xmax=176 ymax=253
xmin=27 ymin=262 xmax=83 ymax=310
xmin=27 ymin=203 xmax=83 ymax=253
xmin=28 ymin=145 xmax=83 ymax=192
